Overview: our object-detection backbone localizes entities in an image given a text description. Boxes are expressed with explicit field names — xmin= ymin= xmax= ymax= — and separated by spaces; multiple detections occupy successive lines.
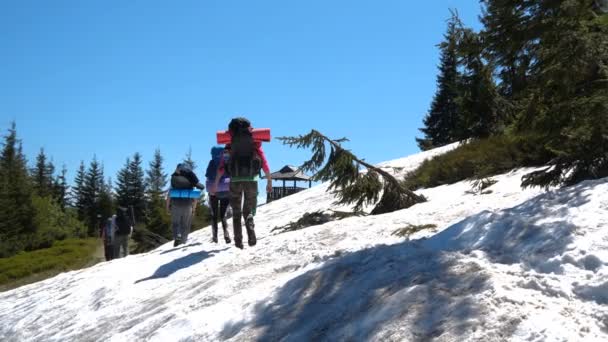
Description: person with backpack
xmin=212 ymin=117 xmax=272 ymax=249
xmin=205 ymin=146 xmax=231 ymax=244
xmin=100 ymin=215 xmax=116 ymax=261
xmin=167 ymin=163 xmax=204 ymax=247
xmin=114 ymin=207 xmax=133 ymax=258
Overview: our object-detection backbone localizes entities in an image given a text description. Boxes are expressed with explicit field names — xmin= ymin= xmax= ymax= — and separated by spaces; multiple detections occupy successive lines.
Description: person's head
xmin=116 ymin=206 xmax=128 ymax=217
xmin=211 ymin=146 xmax=224 ymax=158
xmin=228 ymin=117 xmax=252 ymax=134
xmin=176 ymin=163 xmax=191 ymax=174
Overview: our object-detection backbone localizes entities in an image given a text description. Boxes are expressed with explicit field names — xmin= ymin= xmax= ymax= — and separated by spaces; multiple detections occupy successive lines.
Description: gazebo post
xmin=309 ymin=180 xmax=312 ymax=188
xmin=293 ymin=180 xmax=296 ymax=189
xmin=282 ymin=180 xmax=286 ymax=197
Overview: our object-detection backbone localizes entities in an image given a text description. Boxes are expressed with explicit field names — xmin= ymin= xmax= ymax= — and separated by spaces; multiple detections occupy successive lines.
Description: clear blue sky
xmin=0 ymin=1 xmax=481 ymax=199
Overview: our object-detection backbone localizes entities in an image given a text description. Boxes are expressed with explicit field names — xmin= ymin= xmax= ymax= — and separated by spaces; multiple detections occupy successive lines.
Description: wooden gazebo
xmin=264 ymin=165 xmax=312 ymax=203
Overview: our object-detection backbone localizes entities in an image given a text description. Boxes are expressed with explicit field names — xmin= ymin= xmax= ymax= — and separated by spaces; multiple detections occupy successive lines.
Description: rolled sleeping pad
xmin=169 ymin=189 xmax=202 ymax=199
xmin=217 ymin=128 xmax=271 ymax=144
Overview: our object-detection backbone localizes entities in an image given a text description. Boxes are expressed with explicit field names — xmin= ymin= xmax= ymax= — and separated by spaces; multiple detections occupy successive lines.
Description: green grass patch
xmin=392 ymin=224 xmax=438 ymax=238
xmin=405 ymin=135 xmax=553 ymax=190
xmin=0 ymin=238 xmax=102 ymax=292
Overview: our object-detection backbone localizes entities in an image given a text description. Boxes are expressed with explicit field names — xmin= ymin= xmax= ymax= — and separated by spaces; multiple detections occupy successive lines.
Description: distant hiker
xmin=212 ymin=117 xmax=272 ymax=249
xmin=114 ymin=207 xmax=133 ymax=258
xmin=206 ymin=146 xmax=231 ymax=244
xmin=167 ymin=163 xmax=204 ymax=247
xmin=101 ymin=215 xmax=116 ymax=261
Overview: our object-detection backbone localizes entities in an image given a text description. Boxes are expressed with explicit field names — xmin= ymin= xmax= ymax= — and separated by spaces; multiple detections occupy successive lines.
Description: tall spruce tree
xmin=280 ymin=130 xmax=426 ymax=215
xmin=416 ymin=14 xmax=462 ymax=150
xmin=455 ymin=25 xmax=506 ymax=139
xmin=183 ymin=147 xmax=197 ymax=171
xmin=145 ymin=149 xmax=171 ymax=239
xmin=116 ymin=153 xmax=147 ymax=224
xmin=82 ymin=157 xmax=104 ymax=236
xmin=480 ymin=0 xmax=538 ymax=105
xmin=31 ymin=148 xmax=55 ymax=198
xmin=146 ymin=149 xmax=167 ymax=197
xmin=0 ymin=123 xmax=35 ymax=256
xmin=73 ymin=161 xmax=86 ymax=220
xmin=98 ymin=177 xmax=114 ymax=223
xmin=520 ymin=0 xmax=608 ymax=187
xmin=54 ymin=165 xmax=69 ymax=210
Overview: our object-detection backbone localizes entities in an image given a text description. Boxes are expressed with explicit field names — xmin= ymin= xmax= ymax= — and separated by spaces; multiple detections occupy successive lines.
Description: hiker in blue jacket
xmin=206 ymin=146 xmax=231 ymax=244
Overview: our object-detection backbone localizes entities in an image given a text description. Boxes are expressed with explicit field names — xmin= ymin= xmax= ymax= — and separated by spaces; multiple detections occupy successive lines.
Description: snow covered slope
xmin=2 ymin=144 xmax=608 ymax=341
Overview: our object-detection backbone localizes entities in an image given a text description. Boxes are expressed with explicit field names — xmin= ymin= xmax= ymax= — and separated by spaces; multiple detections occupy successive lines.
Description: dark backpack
xmin=171 ymin=174 xmax=193 ymax=189
xmin=228 ymin=118 xmax=261 ymax=177
xmin=115 ymin=209 xmax=131 ymax=235
xmin=171 ymin=164 xmax=200 ymax=189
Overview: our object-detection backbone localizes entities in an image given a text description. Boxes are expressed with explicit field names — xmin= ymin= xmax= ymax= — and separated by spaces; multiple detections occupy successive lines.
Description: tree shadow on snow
xmin=423 ymin=180 xmax=593 ymax=274
xmin=220 ymin=180 xmax=596 ymax=341
xmin=135 ymin=249 xmax=225 ymax=284
xmin=221 ymin=243 xmax=488 ymax=341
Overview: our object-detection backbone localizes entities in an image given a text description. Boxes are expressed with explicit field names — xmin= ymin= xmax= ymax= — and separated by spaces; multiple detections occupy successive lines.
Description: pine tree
xmin=145 ymin=149 xmax=171 ymax=239
xmin=279 ymin=130 xmax=426 ymax=215
xmin=98 ymin=177 xmax=114 ymax=224
xmin=416 ymin=13 xmax=462 ymax=150
xmin=116 ymin=153 xmax=147 ymax=224
xmin=183 ymin=147 xmax=197 ymax=170
xmin=480 ymin=0 xmax=538 ymax=103
xmin=455 ymin=25 xmax=506 ymax=139
xmin=82 ymin=157 xmax=104 ymax=236
xmin=0 ymin=123 xmax=35 ymax=256
xmin=54 ymin=165 xmax=69 ymax=210
xmin=129 ymin=153 xmax=147 ymax=222
xmin=146 ymin=149 xmax=167 ymax=197
xmin=520 ymin=0 xmax=608 ymax=187
xmin=73 ymin=161 xmax=86 ymax=220
xmin=31 ymin=148 xmax=55 ymax=198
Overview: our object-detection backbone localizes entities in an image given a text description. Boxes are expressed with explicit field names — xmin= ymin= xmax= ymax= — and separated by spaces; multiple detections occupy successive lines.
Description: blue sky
xmin=0 ymin=1 xmax=481 ymax=199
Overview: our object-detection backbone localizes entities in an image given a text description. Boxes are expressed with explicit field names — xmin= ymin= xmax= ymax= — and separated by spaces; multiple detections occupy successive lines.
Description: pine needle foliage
xmin=279 ymin=130 xmax=426 ymax=215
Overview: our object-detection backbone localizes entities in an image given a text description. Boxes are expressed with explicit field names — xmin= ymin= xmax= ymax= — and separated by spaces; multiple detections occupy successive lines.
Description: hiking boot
xmin=235 ymin=240 xmax=244 ymax=249
xmin=246 ymin=214 xmax=256 ymax=247
xmin=174 ymin=238 xmax=181 ymax=247
xmin=211 ymin=222 xmax=219 ymax=243
xmin=222 ymin=219 xmax=231 ymax=244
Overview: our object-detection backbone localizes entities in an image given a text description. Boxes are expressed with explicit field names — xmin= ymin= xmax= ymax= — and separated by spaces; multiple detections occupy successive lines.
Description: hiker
xmin=206 ymin=146 xmax=231 ymax=244
xmin=100 ymin=215 xmax=116 ymax=261
xmin=114 ymin=207 xmax=132 ymax=258
xmin=167 ymin=163 xmax=204 ymax=247
xmin=212 ymin=117 xmax=272 ymax=249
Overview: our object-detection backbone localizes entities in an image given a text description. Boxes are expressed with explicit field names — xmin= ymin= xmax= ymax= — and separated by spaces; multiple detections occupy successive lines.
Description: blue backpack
xmin=206 ymin=146 xmax=229 ymax=181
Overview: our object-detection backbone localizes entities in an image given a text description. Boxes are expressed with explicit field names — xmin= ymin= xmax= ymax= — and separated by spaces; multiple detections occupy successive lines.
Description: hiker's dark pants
xmin=104 ymin=243 xmax=114 ymax=261
xmin=229 ymin=181 xmax=257 ymax=244
xmin=171 ymin=200 xmax=194 ymax=243
xmin=209 ymin=194 xmax=230 ymax=226
xmin=114 ymin=234 xmax=129 ymax=258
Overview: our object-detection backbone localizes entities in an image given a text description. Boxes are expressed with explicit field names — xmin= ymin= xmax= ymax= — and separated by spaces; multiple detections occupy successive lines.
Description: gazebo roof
xmin=264 ymin=165 xmax=311 ymax=181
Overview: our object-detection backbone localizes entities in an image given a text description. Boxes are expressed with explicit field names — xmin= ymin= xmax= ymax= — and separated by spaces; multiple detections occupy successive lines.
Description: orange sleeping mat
xmin=216 ymin=128 xmax=271 ymax=144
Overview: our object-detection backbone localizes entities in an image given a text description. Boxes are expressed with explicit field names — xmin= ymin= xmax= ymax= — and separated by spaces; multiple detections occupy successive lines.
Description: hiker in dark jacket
xmin=167 ymin=163 xmax=203 ymax=247
xmin=206 ymin=146 xmax=231 ymax=244
xmin=212 ymin=117 xmax=272 ymax=249
xmin=113 ymin=207 xmax=132 ymax=258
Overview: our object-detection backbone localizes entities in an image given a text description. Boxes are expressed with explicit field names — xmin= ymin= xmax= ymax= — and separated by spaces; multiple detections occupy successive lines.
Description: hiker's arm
xmin=264 ymin=168 xmax=272 ymax=193
xmin=166 ymin=193 xmax=171 ymax=213
xmin=257 ymin=145 xmax=272 ymax=193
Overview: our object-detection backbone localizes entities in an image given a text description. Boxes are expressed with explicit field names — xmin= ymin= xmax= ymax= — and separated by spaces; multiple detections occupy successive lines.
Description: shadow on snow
xmin=135 ymin=248 xmax=225 ymax=284
xmin=220 ymin=180 xmax=595 ymax=341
